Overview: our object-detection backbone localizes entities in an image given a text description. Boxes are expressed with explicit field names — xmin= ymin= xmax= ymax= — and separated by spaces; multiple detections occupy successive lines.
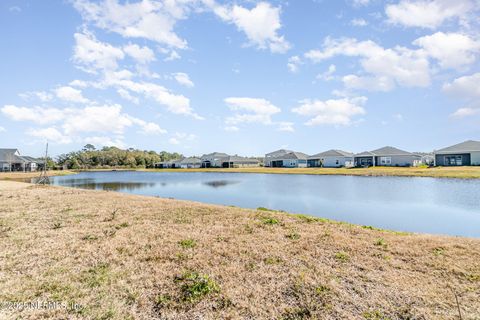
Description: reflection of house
xmin=267 ymin=151 xmax=309 ymax=168
xmin=264 ymin=149 xmax=293 ymax=167
xmin=220 ymin=156 xmax=260 ymax=168
xmin=307 ymin=150 xmax=354 ymax=168
xmin=0 ymin=149 xmax=41 ymax=172
xmin=434 ymin=140 xmax=480 ymax=166
xmin=354 ymin=146 xmax=421 ymax=167
xmin=201 ymin=152 xmax=229 ymax=168
xmin=180 ymin=157 xmax=202 ymax=169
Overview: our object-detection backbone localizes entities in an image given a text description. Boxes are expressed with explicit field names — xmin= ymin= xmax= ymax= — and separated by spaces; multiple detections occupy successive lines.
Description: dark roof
xmin=201 ymin=152 xmax=229 ymax=159
xmin=435 ymin=140 xmax=480 ymax=154
xmin=354 ymin=151 xmax=376 ymax=157
xmin=309 ymin=149 xmax=354 ymax=159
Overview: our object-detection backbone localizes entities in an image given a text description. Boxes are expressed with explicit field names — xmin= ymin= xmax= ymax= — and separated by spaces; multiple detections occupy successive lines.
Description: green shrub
xmin=179 ymin=239 xmax=197 ymax=249
xmin=176 ymin=272 xmax=219 ymax=302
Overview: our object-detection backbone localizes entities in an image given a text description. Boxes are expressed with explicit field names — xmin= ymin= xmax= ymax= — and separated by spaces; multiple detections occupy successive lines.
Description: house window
xmin=380 ymin=157 xmax=392 ymax=165
xmin=445 ymin=155 xmax=462 ymax=166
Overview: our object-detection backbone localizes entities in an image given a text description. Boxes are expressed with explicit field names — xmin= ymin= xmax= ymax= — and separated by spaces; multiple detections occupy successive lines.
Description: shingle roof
xmin=180 ymin=157 xmax=202 ymax=164
xmin=273 ymin=151 xmax=309 ymax=160
xmin=201 ymin=152 xmax=229 ymax=159
xmin=265 ymin=149 xmax=293 ymax=157
xmin=370 ymin=146 xmax=415 ymax=156
xmin=220 ymin=156 xmax=259 ymax=164
xmin=309 ymin=149 xmax=354 ymax=159
xmin=354 ymin=151 xmax=376 ymax=157
xmin=0 ymin=149 xmax=22 ymax=162
xmin=435 ymin=140 xmax=480 ymax=153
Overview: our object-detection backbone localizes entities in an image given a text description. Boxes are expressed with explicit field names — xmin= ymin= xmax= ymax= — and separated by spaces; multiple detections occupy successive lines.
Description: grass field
xmin=0 ymin=181 xmax=479 ymax=319
xmin=0 ymin=170 xmax=75 ymax=181
xmin=143 ymin=166 xmax=480 ymax=179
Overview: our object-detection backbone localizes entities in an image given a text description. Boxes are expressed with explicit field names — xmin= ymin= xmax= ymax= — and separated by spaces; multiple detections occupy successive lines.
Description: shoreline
xmin=1 ymin=180 xmax=479 ymax=319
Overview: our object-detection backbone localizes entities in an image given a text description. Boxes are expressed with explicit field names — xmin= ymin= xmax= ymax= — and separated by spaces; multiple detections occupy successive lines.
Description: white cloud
xmin=130 ymin=118 xmax=167 ymax=135
xmin=117 ymin=88 xmax=140 ymax=104
xmin=305 ymin=37 xmax=431 ymax=90
xmin=451 ymin=107 xmax=480 ymax=118
xmin=84 ymin=136 xmax=126 ymax=148
xmin=19 ymin=91 xmax=53 ymax=102
xmin=225 ymin=97 xmax=281 ymax=125
xmin=172 ymin=72 xmax=194 ymax=87
xmin=73 ymin=0 xmax=190 ymax=48
xmin=287 ymin=56 xmax=302 ymax=73
xmin=169 ymin=132 xmax=196 ymax=144
xmin=224 ymin=126 xmax=239 ymax=132
xmin=317 ymin=64 xmax=336 ymax=81
xmin=342 ymin=74 xmax=394 ymax=91
xmin=277 ymin=121 xmax=294 ymax=132
xmin=27 ymin=127 xmax=72 ymax=144
xmin=0 ymin=126 xmax=6 ymax=133
xmin=208 ymin=1 xmax=290 ymax=53
xmin=385 ymin=0 xmax=474 ymax=29
xmin=413 ymin=32 xmax=479 ymax=69
xmin=123 ymin=43 xmax=155 ymax=64
xmin=351 ymin=18 xmax=368 ymax=26
xmin=443 ymin=73 xmax=480 ymax=97
xmin=352 ymin=0 xmax=371 ymax=6
xmin=73 ymin=31 xmax=125 ymax=73
xmin=1 ymin=105 xmax=66 ymax=125
xmin=55 ymin=86 xmax=89 ymax=103
xmin=292 ymin=97 xmax=367 ymax=126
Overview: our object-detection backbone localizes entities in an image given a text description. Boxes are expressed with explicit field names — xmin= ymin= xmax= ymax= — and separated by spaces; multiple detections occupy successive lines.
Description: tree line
xmin=55 ymin=145 xmax=183 ymax=169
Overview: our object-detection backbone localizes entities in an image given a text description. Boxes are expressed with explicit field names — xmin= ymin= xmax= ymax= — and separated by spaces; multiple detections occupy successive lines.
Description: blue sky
xmin=0 ymin=0 xmax=479 ymax=157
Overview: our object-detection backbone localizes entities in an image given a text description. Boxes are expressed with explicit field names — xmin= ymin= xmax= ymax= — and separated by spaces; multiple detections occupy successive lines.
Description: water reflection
xmin=203 ymin=180 xmax=240 ymax=188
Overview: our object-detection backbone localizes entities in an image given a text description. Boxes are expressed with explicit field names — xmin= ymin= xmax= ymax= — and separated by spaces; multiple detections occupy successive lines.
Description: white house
xmin=307 ymin=150 xmax=354 ymax=168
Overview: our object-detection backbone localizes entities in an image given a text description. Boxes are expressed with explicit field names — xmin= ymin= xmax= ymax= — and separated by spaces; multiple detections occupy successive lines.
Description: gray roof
xmin=435 ymin=140 xmax=480 ymax=154
xmin=0 ymin=148 xmax=22 ymax=162
xmin=272 ymin=151 xmax=309 ymax=160
xmin=355 ymin=146 xmax=417 ymax=157
xmin=201 ymin=152 xmax=229 ymax=159
xmin=309 ymin=149 xmax=354 ymax=159
xmin=220 ymin=156 xmax=259 ymax=164
xmin=180 ymin=157 xmax=202 ymax=164
xmin=265 ymin=149 xmax=293 ymax=157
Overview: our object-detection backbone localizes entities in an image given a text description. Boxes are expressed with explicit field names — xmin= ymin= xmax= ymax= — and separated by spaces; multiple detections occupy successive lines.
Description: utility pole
xmin=37 ymin=142 xmax=49 ymax=185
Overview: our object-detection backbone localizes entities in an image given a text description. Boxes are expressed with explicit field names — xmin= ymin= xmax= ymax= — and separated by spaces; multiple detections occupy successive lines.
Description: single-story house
xmin=354 ymin=146 xmax=421 ymax=167
xmin=220 ymin=156 xmax=260 ymax=168
xmin=307 ymin=149 xmax=354 ymax=168
xmin=154 ymin=159 xmax=183 ymax=169
xmin=269 ymin=151 xmax=309 ymax=168
xmin=201 ymin=152 xmax=230 ymax=168
xmin=179 ymin=157 xmax=202 ymax=169
xmin=264 ymin=149 xmax=293 ymax=167
xmin=434 ymin=140 xmax=480 ymax=166
xmin=0 ymin=148 xmax=41 ymax=172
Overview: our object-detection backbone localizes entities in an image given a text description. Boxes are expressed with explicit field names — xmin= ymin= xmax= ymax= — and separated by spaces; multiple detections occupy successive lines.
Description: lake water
xmin=46 ymin=171 xmax=480 ymax=237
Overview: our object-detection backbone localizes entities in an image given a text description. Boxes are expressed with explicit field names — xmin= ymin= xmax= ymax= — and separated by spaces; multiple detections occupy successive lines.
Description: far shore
xmin=2 ymin=166 xmax=480 ymax=181
xmin=0 ymin=180 xmax=479 ymax=319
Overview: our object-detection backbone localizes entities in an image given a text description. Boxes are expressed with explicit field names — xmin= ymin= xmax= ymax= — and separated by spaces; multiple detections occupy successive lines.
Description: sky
xmin=0 ymin=0 xmax=479 ymax=157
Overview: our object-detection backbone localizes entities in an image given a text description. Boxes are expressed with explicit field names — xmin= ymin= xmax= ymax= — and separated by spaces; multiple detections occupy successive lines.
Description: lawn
xmin=0 ymin=181 xmax=479 ymax=319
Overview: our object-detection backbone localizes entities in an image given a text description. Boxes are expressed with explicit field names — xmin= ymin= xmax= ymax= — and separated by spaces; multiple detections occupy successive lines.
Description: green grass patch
xmin=261 ymin=217 xmax=280 ymax=225
xmin=335 ymin=251 xmax=350 ymax=262
xmin=179 ymin=239 xmax=197 ymax=249
xmin=175 ymin=272 xmax=219 ymax=302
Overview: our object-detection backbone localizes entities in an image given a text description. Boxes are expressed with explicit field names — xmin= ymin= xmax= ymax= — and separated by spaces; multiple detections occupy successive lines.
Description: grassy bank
xmin=143 ymin=166 xmax=480 ymax=179
xmin=0 ymin=170 xmax=75 ymax=181
xmin=0 ymin=181 xmax=479 ymax=319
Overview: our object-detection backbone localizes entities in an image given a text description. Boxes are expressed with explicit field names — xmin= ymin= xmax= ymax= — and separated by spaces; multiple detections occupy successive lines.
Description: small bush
xmin=286 ymin=232 xmax=300 ymax=240
xmin=261 ymin=217 xmax=280 ymax=225
xmin=374 ymin=238 xmax=387 ymax=247
xmin=179 ymin=239 xmax=197 ymax=249
xmin=52 ymin=222 xmax=62 ymax=229
xmin=257 ymin=207 xmax=273 ymax=211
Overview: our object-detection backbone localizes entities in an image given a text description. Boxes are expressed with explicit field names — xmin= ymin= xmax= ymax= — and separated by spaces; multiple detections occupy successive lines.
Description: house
xmin=434 ymin=140 xmax=480 ymax=166
xmin=220 ymin=156 xmax=260 ymax=168
xmin=154 ymin=158 xmax=183 ymax=169
xmin=264 ymin=149 xmax=293 ymax=167
xmin=200 ymin=152 xmax=229 ymax=168
xmin=354 ymin=146 xmax=421 ymax=167
xmin=0 ymin=148 xmax=41 ymax=172
xmin=268 ymin=151 xmax=309 ymax=168
xmin=307 ymin=150 xmax=354 ymax=168
xmin=179 ymin=157 xmax=202 ymax=169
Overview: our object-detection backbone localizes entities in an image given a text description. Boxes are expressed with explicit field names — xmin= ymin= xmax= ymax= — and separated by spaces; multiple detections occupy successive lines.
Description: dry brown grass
xmin=0 ymin=170 xmax=75 ymax=181
xmin=144 ymin=166 xmax=480 ymax=179
xmin=0 ymin=181 xmax=479 ymax=319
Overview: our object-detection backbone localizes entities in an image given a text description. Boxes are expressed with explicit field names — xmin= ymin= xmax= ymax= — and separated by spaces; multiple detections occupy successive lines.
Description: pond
xmin=45 ymin=171 xmax=480 ymax=237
